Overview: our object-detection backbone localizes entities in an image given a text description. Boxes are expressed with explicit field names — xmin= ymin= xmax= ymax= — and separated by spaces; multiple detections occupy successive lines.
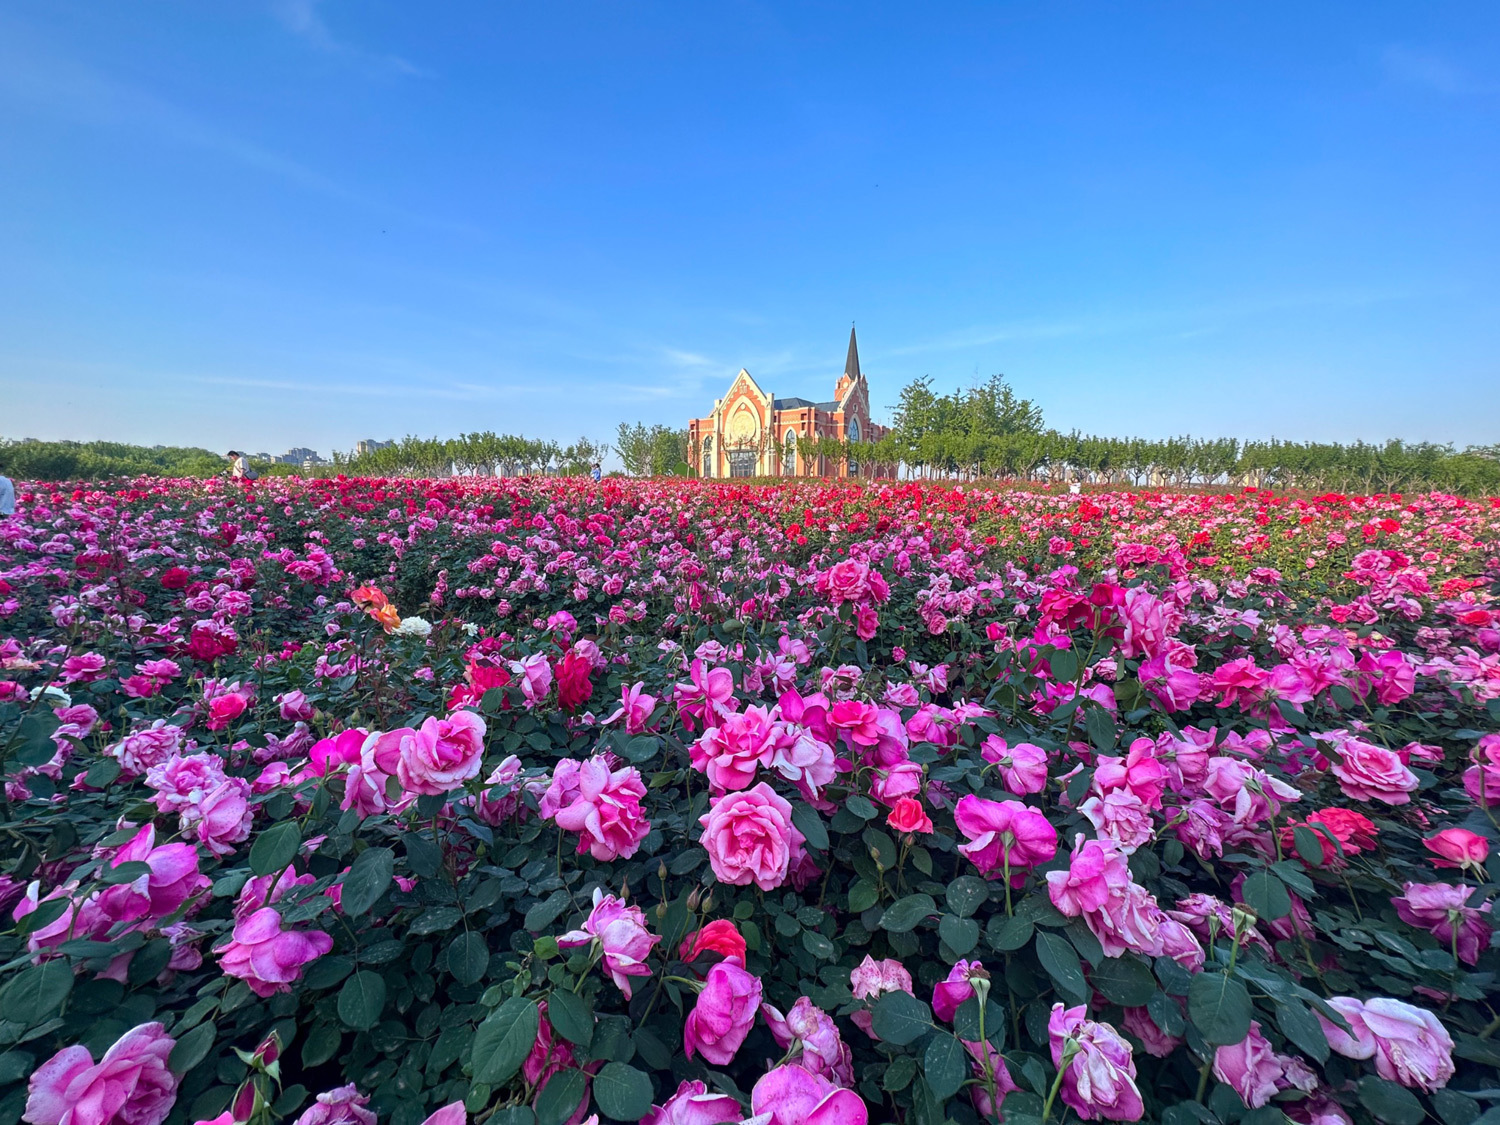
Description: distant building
xmin=277 ymin=447 xmax=325 ymax=466
xmin=356 ymin=439 xmax=394 ymax=456
xmin=688 ymin=327 xmax=890 ymax=479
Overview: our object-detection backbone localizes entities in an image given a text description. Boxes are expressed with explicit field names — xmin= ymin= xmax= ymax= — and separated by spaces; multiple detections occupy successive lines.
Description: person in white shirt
xmin=0 ymin=474 xmax=14 ymax=516
xmin=226 ymin=451 xmax=249 ymax=480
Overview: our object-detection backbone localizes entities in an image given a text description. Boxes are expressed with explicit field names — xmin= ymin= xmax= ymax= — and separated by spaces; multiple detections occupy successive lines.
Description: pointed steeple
xmin=844 ymin=323 xmax=861 ymax=381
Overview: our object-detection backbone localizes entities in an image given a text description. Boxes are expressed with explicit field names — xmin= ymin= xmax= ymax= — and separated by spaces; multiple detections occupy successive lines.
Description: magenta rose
xmin=549 ymin=755 xmax=651 ymax=861
xmin=1329 ymin=737 xmax=1418 ymax=805
xmin=954 ymin=795 xmax=1058 ymax=879
xmin=218 ymin=907 xmax=334 ymax=997
xmin=1213 ymin=1023 xmax=1284 ymax=1109
xmin=1393 ymin=882 xmax=1493 ymax=964
xmin=698 ymin=782 xmax=804 ymax=891
xmin=1317 ymin=996 xmax=1454 ymax=1091
xmin=1048 ymin=1003 xmax=1144 ymax=1122
xmin=25 ymin=1023 xmax=178 ymax=1125
xmin=292 ymin=1086 xmax=376 ymax=1125
xmin=684 ymin=962 xmax=762 ymax=1066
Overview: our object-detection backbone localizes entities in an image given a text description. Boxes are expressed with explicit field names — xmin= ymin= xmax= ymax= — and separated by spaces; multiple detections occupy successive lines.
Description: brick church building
xmin=689 ymin=327 xmax=891 ymax=478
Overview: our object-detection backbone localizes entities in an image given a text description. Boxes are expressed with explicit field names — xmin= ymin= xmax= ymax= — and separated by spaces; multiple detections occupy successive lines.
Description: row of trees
xmin=0 ymin=440 xmax=229 ymax=481
xmin=614 ymin=424 xmax=690 ymax=477
xmin=332 ymin=433 xmax=610 ymax=478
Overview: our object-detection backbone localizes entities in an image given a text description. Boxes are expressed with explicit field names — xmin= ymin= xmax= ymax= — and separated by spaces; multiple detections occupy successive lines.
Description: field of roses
xmin=1 ymin=475 xmax=1499 ymax=1125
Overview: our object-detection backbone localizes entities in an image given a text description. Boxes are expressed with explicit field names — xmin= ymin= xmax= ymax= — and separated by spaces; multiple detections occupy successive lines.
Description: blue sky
xmin=1 ymin=2 xmax=1497 ymax=456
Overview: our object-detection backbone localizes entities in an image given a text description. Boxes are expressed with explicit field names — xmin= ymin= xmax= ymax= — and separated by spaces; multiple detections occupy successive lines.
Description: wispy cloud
xmin=1380 ymin=45 xmax=1495 ymax=95
xmin=271 ymin=0 xmax=428 ymax=78
xmin=0 ymin=18 xmax=474 ymax=234
xmin=887 ymin=288 xmax=1420 ymax=358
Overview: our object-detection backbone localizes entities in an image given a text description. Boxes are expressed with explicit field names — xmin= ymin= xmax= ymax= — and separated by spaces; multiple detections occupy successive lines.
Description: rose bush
xmin=0 ymin=474 xmax=1497 ymax=1125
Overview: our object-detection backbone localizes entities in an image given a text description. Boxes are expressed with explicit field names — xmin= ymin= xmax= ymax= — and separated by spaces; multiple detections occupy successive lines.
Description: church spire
xmin=844 ymin=323 xmax=861 ymax=381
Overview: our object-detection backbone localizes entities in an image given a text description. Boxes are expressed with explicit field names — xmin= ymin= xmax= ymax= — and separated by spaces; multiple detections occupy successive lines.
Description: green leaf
xmin=923 ymin=1033 xmax=968 ymax=1100
xmin=845 ymin=794 xmax=878 ymax=820
xmin=525 ymin=890 xmax=572 ymax=932
xmin=1434 ymin=1089 xmax=1480 ymax=1125
xmin=169 ymin=1022 xmax=216 ymax=1075
xmin=952 ymin=996 xmax=1005 ymax=1046
xmin=945 ymin=876 xmax=989 ymax=919
xmin=547 ymin=989 xmax=593 ymax=1048
xmin=341 ymin=847 xmax=394 ymax=917
xmin=1049 ymin=649 xmax=1079 ymax=682
xmin=99 ymin=860 xmax=153 ymax=886
xmin=871 ymin=990 xmax=935 ymax=1046
xmin=989 ymin=915 xmax=1034 ymax=952
xmin=0 ymin=961 xmax=73 ymax=1026
xmin=448 ymin=933 xmax=490 ymax=985
xmin=939 ymin=915 xmax=980 ymax=956
xmin=249 ymin=820 xmax=300 ymax=877
xmin=1292 ymin=825 xmax=1325 ymax=867
xmin=405 ymin=834 xmax=442 ymax=877
xmin=592 ymin=1062 xmax=653 ymax=1121
xmin=534 ymin=1069 xmax=587 ymax=1125
xmin=1275 ymin=1000 xmax=1329 ymax=1064
xmin=301 ymin=1024 xmax=342 ymax=1068
xmin=883 ymin=1055 xmax=918 ymax=1092
xmin=1091 ymin=955 xmax=1156 ymax=1007
xmin=1034 ymin=931 xmax=1088 ymax=1004
xmin=802 ymin=930 xmax=836 ymax=960
xmin=473 ymin=997 xmax=541 ymax=1085
xmin=337 ymin=971 xmax=386 ymax=1030
xmin=1240 ymin=871 xmax=1291 ymax=921
xmin=411 ymin=906 xmax=462 ymax=935
xmin=83 ymin=758 xmax=121 ymax=789
xmin=1188 ymin=972 xmax=1253 ymax=1046
xmin=0 ymin=1050 xmax=35 ymax=1086
xmin=622 ymin=735 xmax=660 ymax=763
xmin=880 ymin=893 xmax=937 ymax=933
xmin=792 ymin=804 xmax=829 ymax=851
xmin=847 ymin=879 xmax=879 ymax=913
xmin=1084 ymin=706 xmax=1116 ymax=752
xmin=1359 ymin=1077 xmax=1426 ymax=1125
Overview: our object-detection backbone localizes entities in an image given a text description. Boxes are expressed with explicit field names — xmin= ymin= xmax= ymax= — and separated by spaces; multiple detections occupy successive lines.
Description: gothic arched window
xmin=783 ymin=430 xmax=797 ymax=475
xmin=702 ymin=436 xmax=713 ymax=478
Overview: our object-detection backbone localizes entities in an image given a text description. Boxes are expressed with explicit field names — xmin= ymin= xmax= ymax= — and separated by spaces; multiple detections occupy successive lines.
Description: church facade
xmin=688 ymin=327 xmax=891 ymax=479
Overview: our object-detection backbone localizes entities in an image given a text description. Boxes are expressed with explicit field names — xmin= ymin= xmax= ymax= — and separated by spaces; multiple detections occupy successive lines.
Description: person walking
xmin=225 ymin=451 xmax=257 ymax=480
xmin=591 ymin=462 xmax=602 ymax=482
xmin=0 ymin=473 xmax=15 ymax=516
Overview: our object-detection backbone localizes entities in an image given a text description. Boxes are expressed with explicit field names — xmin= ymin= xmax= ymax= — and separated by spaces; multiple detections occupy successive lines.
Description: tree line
xmin=331 ymin=433 xmax=610 ymax=478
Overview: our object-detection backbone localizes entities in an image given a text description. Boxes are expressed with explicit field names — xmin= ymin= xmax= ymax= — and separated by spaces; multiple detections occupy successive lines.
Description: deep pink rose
xmin=690 ymin=706 xmax=784 ymax=792
xmin=557 ymin=889 xmax=660 ymax=999
xmin=189 ymin=778 xmax=253 ymax=856
xmin=955 ymin=795 xmax=1058 ymax=878
xmin=205 ymin=692 xmax=247 ymax=731
xmin=1316 ymin=996 xmax=1454 ymax=1091
xmin=1392 ymin=883 xmax=1493 ymax=964
xmin=932 ymin=960 xmax=986 ymax=1022
xmin=1424 ymin=828 xmax=1489 ymax=869
xmin=218 ymin=907 xmax=333 ymax=997
xmin=25 ymin=1023 xmax=177 ymax=1125
xmin=698 ymin=782 xmax=804 ymax=891
xmin=417 ymin=1106 xmax=465 ymax=1125
xmin=749 ymin=1063 xmax=868 ymax=1125
xmin=981 ymin=737 xmax=1049 ymax=795
xmin=641 ymin=1080 xmax=742 ymax=1125
xmin=1213 ymin=1023 xmax=1284 ymax=1109
xmin=309 ymin=728 xmax=366 ymax=777
xmin=684 ymin=962 xmax=762 ymax=1066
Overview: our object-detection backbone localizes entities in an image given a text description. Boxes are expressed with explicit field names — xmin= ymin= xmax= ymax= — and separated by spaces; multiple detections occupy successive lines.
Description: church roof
xmin=773 ymin=397 xmax=816 ymax=409
xmin=844 ymin=324 xmax=861 ymax=381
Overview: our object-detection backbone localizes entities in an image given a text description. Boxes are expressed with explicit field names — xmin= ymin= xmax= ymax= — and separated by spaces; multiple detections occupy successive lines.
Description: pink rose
xmin=981 ymin=737 xmax=1050 ymax=795
xmin=954 ymin=796 xmax=1058 ymax=879
xmin=549 ymin=755 xmax=650 ymax=861
xmin=189 ymin=779 xmax=253 ymax=857
xmin=1080 ymin=790 xmax=1155 ymax=854
xmin=26 ymin=1023 xmax=178 ymax=1125
xmin=1316 ymin=997 xmax=1454 ymax=1091
xmin=1120 ymin=1006 xmax=1182 ymax=1058
xmin=698 ymin=782 xmax=804 ymax=891
xmin=309 ymin=728 xmax=366 ymax=777
xmin=684 ymin=962 xmax=762 ymax=1066
xmin=522 ymin=1002 xmax=577 ymax=1088
xmin=1392 ymin=883 xmax=1493 ymax=964
xmin=1048 ymin=1004 xmax=1144 ymax=1122
xmin=397 ymin=711 xmax=486 ymax=795
xmin=690 ymin=706 xmax=784 ymax=792
xmin=641 ymin=1080 xmax=742 ymax=1125
xmin=107 ymin=722 xmax=191 ymax=778
xmin=1329 ymin=736 xmax=1419 ymax=805
xmin=1213 ymin=1023 xmax=1283 ymax=1109
xmin=557 ymin=889 xmax=660 ymax=999
xmin=511 ymin=653 xmax=554 ymax=707
xmin=418 ymin=1106 xmax=465 ymax=1125
xmin=205 ymin=692 xmax=247 ymax=731
xmin=292 ymin=1086 xmax=376 ymax=1125
xmin=604 ymin=683 xmax=658 ymax=735
xmin=1424 ymin=828 xmax=1489 ymax=869
xmin=762 ymin=997 xmax=853 ymax=1086
xmin=95 ymin=824 xmax=208 ymax=925
xmin=850 ymin=955 xmax=914 ymax=1039
xmin=218 ymin=907 xmax=334 ymax=997
xmin=932 ymin=960 xmax=987 ymax=1022
xmin=278 ymin=689 xmax=315 ymax=723
xmin=749 ymin=1064 xmax=868 ymax=1125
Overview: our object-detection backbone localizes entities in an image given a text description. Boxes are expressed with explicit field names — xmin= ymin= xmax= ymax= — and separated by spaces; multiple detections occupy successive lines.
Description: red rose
xmin=886 ymin=797 xmax=934 ymax=836
xmin=556 ymin=651 xmax=593 ymax=712
xmin=679 ymin=919 xmax=747 ymax=967
xmin=160 ymin=567 xmax=192 ymax=590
